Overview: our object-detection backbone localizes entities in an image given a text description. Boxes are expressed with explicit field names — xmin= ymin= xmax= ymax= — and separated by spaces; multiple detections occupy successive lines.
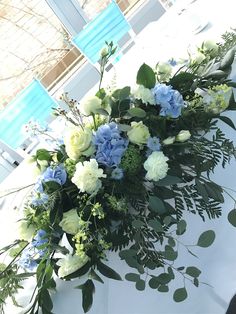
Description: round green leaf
xmin=176 ymin=220 xmax=187 ymax=235
xmin=193 ymin=278 xmax=199 ymax=287
xmin=156 ymin=273 xmax=172 ymax=284
xmin=136 ymin=279 xmax=146 ymax=291
xmin=197 ymin=230 xmax=215 ymax=248
xmin=228 ymin=209 xmax=236 ymax=227
xmin=132 ymin=220 xmax=145 ymax=229
xmin=148 ymin=219 xmax=163 ymax=233
xmin=173 ymin=287 xmax=188 ymax=302
xmin=149 ymin=196 xmax=166 ymax=214
xmin=125 ymin=273 xmax=140 ymax=282
xmin=164 ymin=246 xmax=178 ymax=261
xmin=149 ymin=277 xmax=159 ymax=289
xmin=128 ymin=107 xmax=146 ymax=118
xmin=158 ymin=285 xmax=169 ymax=293
xmin=185 ymin=266 xmax=201 ymax=278
xmin=168 ymin=237 xmax=176 ymax=247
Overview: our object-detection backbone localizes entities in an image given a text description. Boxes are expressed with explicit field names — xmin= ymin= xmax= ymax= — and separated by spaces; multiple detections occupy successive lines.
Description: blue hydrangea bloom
xmin=147 ymin=137 xmax=161 ymax=151
xmin=18 ymin=251 xmax=38 ymax=270
xmin=93 ymin=122 xmax=128 ymax=167
xmin=111 ymin=168 xmax=124 ymax=180
xmin=168 ymin=58 xmax=177 ymax=66
xmin=152 ymin=83 xmax=185 ymax=118
xmin=18 ymin=230 xmax=48 ymax=270
xmin=31 ymin=192 xmax=49 ymax=206
xmin=42 ymin=165 xmax=67 ymax=185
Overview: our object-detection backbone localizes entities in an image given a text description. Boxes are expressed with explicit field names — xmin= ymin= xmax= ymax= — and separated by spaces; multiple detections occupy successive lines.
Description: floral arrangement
xmin=1 ymin=33 xmax=236 ymax=314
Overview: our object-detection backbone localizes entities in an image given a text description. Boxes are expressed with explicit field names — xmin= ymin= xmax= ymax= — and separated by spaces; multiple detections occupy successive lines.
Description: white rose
xmin=72 ymin=159 xmax=106 ymax=195
xmin=132 ymin=85 xmax=155 ymax=105
xmin=127 ymin=121 xmax=150 ymax=145
xmin=203 ymin=40 xmax=218 ymax=56
xmin=80 ymin=96 xmax=102 ymax=116
xmin=192 ymin=52 xmax=205 ymax=64
xmin=156 ymin=62 xmax=172 ymax=81
xmin=64 ymin=127 xmax=94 ymax=161
xmin=18 ymin=221 xmax=35 ymax=241
xmin=175 ymin=130 xmax=191 ymax=142
xmin=144 ymin=151 xmax=169 ymax=182
xmin=162 ymin=136 xmax=175 ymax=145
xmin=57 ymin=253 xmax=89 ymax=278
xmin=59 ymin=209 xmax=81 ymax=235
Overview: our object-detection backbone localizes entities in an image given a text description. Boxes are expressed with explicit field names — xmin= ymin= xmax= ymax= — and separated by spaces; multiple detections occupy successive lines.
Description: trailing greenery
xmin=1 ymin=34 xmax=236 ymax=314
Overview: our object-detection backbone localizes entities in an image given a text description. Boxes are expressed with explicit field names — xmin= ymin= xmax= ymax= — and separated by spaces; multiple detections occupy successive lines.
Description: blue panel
xmin=72 ymin=1 xmax=131 ymax=64
xmin=0 ymin=80 xmax=57 ymax=149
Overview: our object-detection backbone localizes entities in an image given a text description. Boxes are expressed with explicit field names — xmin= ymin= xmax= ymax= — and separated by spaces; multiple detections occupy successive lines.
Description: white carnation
xmin=132 ymin=85 xmax=155 ymax=105
xmin=57 ymin=254 xmax=89 ymax=278
xmin=72 ymin=159 xmax=106 ymax=195
xmin=59 ymin=209 xmax=81 ymax=235
xmin=144 ymin=151 xmax=169 ymax=182
xmin=80 ymin=95 xmax=102 ymax=116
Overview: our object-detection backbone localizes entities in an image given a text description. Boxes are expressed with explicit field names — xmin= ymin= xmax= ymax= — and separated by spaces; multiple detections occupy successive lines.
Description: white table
xmin=1 ymin=0 xmax=236 ymax=313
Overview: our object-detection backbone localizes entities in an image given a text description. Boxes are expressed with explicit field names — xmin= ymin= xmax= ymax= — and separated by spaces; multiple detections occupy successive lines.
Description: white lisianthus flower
xmin=175 ymin=130 xmax=191 ymax=142
xmin=64 ymin=127 xmax=94 ymax=161
xmin=202 ymin=40 xmax=218 ymax=56
xmin=127 ymin=121 xmax=150 ymax=145
xmin=72 ymin=159 xmax=106 ymax=195
xmin=144 ymin=151 xmax=169 ymax=182
xmin=57 ymin=253 xmax=89 ymax=278
xmin=59 ymin=209 xmax=81 ymax=235
xmin=80 ymin=95 xmax=102 ymax=116
xmin=18 ymin=221 xmax=35 ymax=241
xmin=132 ymin=85 xmax=155 ymax=105
xmin=162 ymin=136 xmax=175 ymax=145
xmin=192 ymin=51 xmax=206 ymax=64
xmin=156 ymin=62 xmax=172 ymax=81
xmin=100 ymin=47 xmax=108 ymax=57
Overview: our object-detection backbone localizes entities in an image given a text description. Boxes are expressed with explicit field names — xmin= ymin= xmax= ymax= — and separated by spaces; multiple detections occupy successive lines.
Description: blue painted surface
xmin=0 ymin=80 xmax=56 ymax=149
xmin=72 ymin=0 xmax=131 ymax=64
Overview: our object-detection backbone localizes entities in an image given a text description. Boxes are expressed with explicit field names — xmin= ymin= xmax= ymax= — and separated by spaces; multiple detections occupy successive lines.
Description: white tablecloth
xmin=1 ymin=0 xmax=236 ymax=313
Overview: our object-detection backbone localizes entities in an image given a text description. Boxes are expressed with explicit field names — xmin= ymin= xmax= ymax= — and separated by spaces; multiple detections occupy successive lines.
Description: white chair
xmin=72 ymin=0 xmax=135 ymax=70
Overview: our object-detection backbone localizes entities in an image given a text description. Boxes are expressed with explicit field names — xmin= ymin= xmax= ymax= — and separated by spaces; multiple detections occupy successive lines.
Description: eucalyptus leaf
xmin=128 ymin=107 xmax=146 ymax=118
xmin=185 ymin=266 xmax=201 ymax=278
xmin=156 ymin=273 xmax=172 ymax=284
xmin=155 ymin=175 xmax=182 ymax=186
xmin=173 ymin=287 xmax=188 ymax=302
xmin=158 ymin=285 xmax=169 ymax=292
xmin=176 ymin=220 xmax=187 ymax=235
xmin=197 ymin=230 xmax=215 ymax=248
xmin=149 ymin=277 xmax=159 ymax=289
xmin=125 ymin=273 xmax=140 ymax=282
xmin=135 ymin=279 xmax=146 ymax=291
xmin=148 ymin=219 xmax=164 ymax=232
xmin=228 ymin=209 xmax=236 ymax=227
xmin=132 ymin=219 xmax=145 ymax=229
xmin=149 ymin=196 xmax=166 ymax=214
